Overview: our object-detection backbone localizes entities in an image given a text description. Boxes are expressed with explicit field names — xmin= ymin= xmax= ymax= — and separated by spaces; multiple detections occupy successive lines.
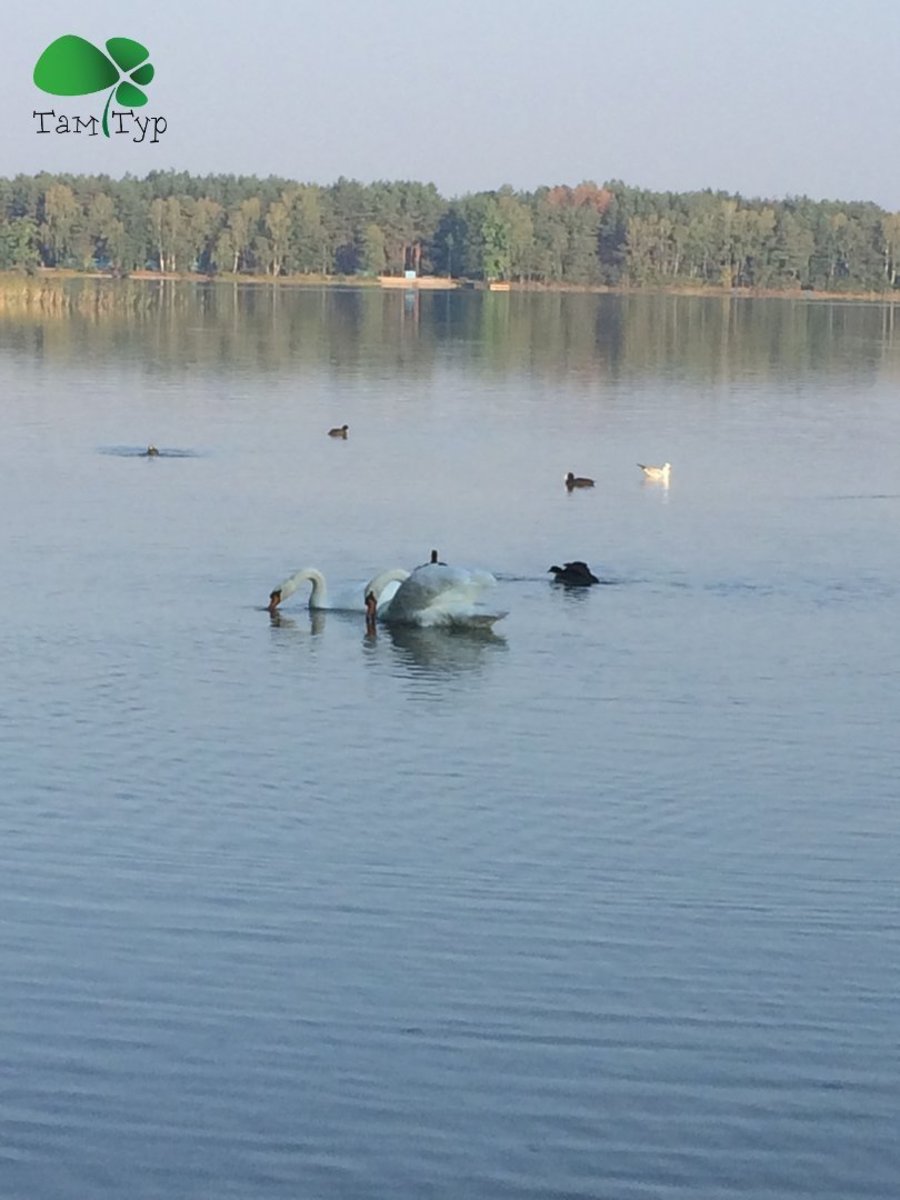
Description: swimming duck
xmin=549 ymin=561 xmax=600 ymax=585
xmin=638 ymin=461 xmax=671 ymax=482
xmin=145 ymin=445 xmax=160 ymax=457
xmin=328 ymin=424 xmax=349 ymax=439
xmin=565 ymin=472 xmax=594 ymax=490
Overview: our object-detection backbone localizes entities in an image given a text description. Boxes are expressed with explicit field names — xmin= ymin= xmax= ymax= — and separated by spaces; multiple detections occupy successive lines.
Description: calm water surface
xmin=1 ymin=287 xmax=899 ymax=1198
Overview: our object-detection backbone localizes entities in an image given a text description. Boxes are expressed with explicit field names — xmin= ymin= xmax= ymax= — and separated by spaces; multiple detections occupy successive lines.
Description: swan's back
xmin=383 ymin=563 xmax=506 ymax=628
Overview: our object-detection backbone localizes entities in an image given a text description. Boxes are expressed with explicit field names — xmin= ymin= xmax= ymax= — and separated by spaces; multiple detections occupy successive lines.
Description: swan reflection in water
xmin=267 ymin=601 xmax=503 ymax=673
xmin=268 ymin=608 xmax=327 ymax=636
xmin=365 ymin=620 xmax=507 ymax=674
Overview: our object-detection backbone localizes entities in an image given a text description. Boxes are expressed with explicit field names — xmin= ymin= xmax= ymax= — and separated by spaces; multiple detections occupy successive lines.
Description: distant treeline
xmin=2 ymin=171 xmax=900 ymax=292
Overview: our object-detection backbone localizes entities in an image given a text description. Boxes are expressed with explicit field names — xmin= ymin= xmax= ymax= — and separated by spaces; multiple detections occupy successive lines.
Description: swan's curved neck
xmin=364 ymin=567 xmax=410 ymax=602
xmin=284 ymin=567 xmax=327 ymax=607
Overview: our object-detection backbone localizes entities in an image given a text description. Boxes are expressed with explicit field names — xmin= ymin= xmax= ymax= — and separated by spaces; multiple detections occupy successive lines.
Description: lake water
xmin=1 ymin=284 xmax=899 ymax=1199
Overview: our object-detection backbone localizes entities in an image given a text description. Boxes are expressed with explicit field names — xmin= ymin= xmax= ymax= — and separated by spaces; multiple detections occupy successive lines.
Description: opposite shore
xmin=1 ymin=268 xmax=898 ymax=308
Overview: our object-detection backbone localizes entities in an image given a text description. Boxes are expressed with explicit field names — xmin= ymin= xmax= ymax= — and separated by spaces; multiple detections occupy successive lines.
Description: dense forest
xmin=2 ymin=171 xmax=900 ymax=292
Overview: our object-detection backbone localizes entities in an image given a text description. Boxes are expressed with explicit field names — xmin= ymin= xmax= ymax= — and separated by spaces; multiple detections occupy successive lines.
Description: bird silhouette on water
xmin=549 ymin=561 xmax=600 ymax=586
xmin=565 ymin=472 xmax=594 ymax=490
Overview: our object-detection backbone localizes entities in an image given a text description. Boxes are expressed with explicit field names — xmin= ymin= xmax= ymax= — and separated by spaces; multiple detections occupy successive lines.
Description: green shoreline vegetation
xmin=2 ymin=171 xmax=900 ymax=296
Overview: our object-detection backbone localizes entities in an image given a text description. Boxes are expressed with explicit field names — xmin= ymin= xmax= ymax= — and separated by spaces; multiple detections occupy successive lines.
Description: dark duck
xmin=549 ymin=561 xmax=600 ymax=586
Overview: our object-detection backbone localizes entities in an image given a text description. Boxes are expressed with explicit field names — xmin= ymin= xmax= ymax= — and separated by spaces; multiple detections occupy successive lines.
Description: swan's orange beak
xmin=268 ymin=589 xmax=282 ymax=614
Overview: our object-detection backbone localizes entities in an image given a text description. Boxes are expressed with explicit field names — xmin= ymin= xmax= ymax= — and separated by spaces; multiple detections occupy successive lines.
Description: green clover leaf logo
xmin=34 ymin=35 xmax=155 ymax=137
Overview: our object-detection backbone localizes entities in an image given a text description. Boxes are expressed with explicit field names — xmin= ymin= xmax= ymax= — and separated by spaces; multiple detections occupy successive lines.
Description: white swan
xmin=364 ymin=562 xmax=507 ymax=629
xmin=267 ymin=567 xmax=404 ymax=615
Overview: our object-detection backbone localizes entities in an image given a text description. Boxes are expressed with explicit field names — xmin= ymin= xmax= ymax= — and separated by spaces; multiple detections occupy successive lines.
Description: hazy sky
xmin=3 ymin=0 xmax=898 ymax=206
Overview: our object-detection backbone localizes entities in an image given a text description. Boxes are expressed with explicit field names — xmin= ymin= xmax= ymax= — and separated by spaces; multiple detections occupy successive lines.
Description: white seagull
xmin=638 ymin=462 xmax=671 ymax=482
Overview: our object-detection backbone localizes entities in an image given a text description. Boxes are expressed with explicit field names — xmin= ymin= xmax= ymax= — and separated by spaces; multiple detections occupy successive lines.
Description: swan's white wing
xmin=383 ymin=564 xmax=478 ymax=613
xmin=383 ymin=564 xmax=505 ymax=628
xmin=468 ymin=569 xmax=498 ymax=590
xmin=385 ymin=564 xmax=465 ymax=607
xmin=424 ymin=606 xmax=508 ymax=629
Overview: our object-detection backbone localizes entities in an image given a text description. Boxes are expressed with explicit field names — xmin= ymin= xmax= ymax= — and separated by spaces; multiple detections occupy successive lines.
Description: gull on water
xmin=638 ymin=462 xmax=671 ymax=482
